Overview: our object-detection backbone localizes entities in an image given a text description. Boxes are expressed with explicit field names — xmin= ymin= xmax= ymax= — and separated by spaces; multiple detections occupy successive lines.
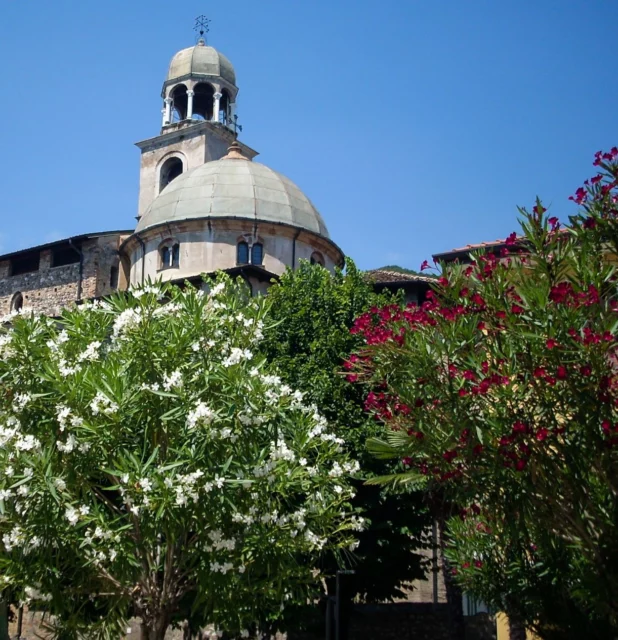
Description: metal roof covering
xmin=166 ymin=42 xmax=236 ymax=86
xmin=135 ymin=144 xmax=330 ymax=238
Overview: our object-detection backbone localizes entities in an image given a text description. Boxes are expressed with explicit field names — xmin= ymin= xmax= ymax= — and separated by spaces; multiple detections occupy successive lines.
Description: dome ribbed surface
xmin=166 ymin=44 xmax=236 ymax=85
xmin=136 ymin=159 xmax=330 ymax=238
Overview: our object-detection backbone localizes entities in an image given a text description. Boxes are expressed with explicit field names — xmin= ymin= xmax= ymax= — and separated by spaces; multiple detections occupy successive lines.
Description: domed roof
xmin=136 ymin=143 xmax=330 ymax=238
xmin=166 ymin=41 xmax=236 ymax=86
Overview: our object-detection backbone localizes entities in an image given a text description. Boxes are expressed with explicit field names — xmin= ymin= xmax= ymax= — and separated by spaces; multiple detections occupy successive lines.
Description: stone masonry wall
xmin=0 ymin=234 xmax=127 ymax=317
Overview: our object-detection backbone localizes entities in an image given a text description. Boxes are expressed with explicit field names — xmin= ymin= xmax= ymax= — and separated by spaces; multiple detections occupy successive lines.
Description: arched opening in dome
xmin=237 ymin=241 xmax=249 ymax=265
xmin=10 ymin=292 xmax=23 ymax=312
xmin=192 ymin=82 xmax=215 ymax=121
xmin=159 ymin=157 xmax=183 ymax=192
xmin=310 ymin=251 xmax=325 ymax=267
xmin=220 ymin=89 xmax=231 ymax=125
xmin=170 ymin=84 xmax=188 ymax=122
xmin=159 ymin=239 xmax=180 ymax=270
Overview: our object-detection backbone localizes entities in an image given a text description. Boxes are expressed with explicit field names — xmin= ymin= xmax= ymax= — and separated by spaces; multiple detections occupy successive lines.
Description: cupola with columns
xmin=161 ymin=38 xmax=238 ymax=130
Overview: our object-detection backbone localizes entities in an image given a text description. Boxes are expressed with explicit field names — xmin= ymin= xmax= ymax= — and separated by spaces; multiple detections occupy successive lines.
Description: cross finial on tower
xmin=194 ymin=15 xmax=211 ymax=44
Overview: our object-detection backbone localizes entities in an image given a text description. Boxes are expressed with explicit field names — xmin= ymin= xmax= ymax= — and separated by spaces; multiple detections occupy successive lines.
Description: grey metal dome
xmin=166 ymin=41 xmax=236 ymax=85
xmin=136 ymin=144 xmax=330 ymax=238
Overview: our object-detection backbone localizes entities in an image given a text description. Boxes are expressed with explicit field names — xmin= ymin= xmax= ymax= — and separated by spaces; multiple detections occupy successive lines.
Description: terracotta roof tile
xmin=365 ymin=269 xmax=436 ymax=284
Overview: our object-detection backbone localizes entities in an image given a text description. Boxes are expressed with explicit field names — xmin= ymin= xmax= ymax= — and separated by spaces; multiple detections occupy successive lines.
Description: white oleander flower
xmin=162 ymin=369 xmax=183 ymax=391
xmin=77 ymin=341 xmax=101 ymax=362
xmin=65 ymin=507 xmax=79 ymax=525
xmin=186 ymin=401 xmax=215 ymax=429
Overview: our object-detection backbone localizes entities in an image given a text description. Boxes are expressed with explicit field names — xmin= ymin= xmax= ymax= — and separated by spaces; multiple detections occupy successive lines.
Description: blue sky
xmin=0 ymin=0 xmax=616 ymax=270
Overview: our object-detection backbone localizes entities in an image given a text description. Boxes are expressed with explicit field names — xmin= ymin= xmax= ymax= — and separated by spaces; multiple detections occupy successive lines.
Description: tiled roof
xmin=365 ymin=269 xmax=436 ymax=284
xmin=433 ymin=235 xmax=525 ymax=262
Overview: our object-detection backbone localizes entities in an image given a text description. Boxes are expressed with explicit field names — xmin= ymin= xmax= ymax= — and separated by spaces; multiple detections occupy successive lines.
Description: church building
xmin=0 ymin=33 xmax=347 ymax=316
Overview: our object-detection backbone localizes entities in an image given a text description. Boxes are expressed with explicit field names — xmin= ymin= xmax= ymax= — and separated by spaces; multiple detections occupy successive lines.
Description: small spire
xmin=194 ymin=15 xmax=210 ymax=45
xmin=224 ymin=140 xmax=248 ymax=160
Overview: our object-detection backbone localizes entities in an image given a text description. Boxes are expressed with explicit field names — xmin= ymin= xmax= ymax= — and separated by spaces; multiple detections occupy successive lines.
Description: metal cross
xmin=194 ymin=15 xmax=211 ymax=40
xmin=230 ymin=114 xmax=243 ymax=137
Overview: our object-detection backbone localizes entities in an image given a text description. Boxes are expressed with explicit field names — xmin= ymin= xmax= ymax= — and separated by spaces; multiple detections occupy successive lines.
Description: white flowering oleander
xmin=90 ymin=392 xmax=118 ymax=416
xmin=162 ymin=369 xmax=183 ymax=391
xmin=222 ymin=347 xmax=253 ymax=368
xmin=186 ymin=401 xmax=215 ymax=429
xmin=57 ymin=359 xmax=81 ymax=376
xmin=112 ymin=308 xmax=142 ymax=340
xmin=77 ymin=340 xmax=101 ymax=362
xmin=65 ymin=507 xmax=79 ymax=525
xmin=12 ymin=393 xmax=31 ymax=413
xmin=0 ymin=277 xmax=362 ymax=638
xmin=0 ymin=333 xmax=14 ymax=358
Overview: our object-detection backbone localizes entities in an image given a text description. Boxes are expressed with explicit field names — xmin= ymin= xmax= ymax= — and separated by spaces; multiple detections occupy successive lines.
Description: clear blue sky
xmin=1 ymin=0 xmax=616 ymax=270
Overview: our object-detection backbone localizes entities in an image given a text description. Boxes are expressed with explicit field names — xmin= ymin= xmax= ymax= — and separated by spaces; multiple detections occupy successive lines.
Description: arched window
xmin=170 ymin=84 xmax=188 ymax=122
xmin=10 ymin=292 xmax=23 ymax=312
xmin=159 ymin=240 xmax=180 ymax=270
xmin=110 ymin=265 xmax=119 ymax=289
xmin=251 ymin=243 xmax=263 ymax=266
xmin=237 ymin=242 xmax=249 ymax=265
xmin=310 ymin=251 xmax=325 ymax=266
xmin=159 ymin=157 xmax=183 ymax=193
xmin=192 ymin=82 xmax=215 ymax=121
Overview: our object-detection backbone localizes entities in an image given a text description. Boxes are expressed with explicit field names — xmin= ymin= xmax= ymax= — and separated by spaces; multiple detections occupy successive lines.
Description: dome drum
xmin=123 ymin=217 xmax=343 ymax=288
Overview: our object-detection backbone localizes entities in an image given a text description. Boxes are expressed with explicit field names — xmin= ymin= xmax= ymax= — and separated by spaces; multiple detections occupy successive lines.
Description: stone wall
xmin=0 ymin=234 xmax=128 ymax=317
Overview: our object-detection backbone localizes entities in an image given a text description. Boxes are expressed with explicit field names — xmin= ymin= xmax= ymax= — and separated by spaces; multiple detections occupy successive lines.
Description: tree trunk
xmin=438 ymin=517 xmax=466 ymax=640
xmin=140 ymin=615 xmax=170 ymax=640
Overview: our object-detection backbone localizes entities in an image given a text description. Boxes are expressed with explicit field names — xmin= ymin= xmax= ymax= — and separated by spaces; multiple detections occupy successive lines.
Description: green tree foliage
xmin=0 ymin=278 xmax=361 ymax=640
xmin=261 ymin=259 xmax=431 ymax=605
xmin=349 ymin=149 xmax=618 ymax=638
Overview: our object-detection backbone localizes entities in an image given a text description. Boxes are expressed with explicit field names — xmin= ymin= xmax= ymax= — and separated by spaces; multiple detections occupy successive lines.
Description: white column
xmin=161 ymin=106 xmax=167 ymax=128
xmin=213 ymin=92 xmax=222 ymax=122
xmin=186 ymin=90 xmax=194 ymax=120
xmin=164 ymin=97 xmax=173 ymax=125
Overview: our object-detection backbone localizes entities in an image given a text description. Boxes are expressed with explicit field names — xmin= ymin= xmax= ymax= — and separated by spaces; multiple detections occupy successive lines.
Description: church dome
xmin=136 ymin=143 xmax=330 ymax=238
xmin=166 ymin=41 xmax=236 ymax=85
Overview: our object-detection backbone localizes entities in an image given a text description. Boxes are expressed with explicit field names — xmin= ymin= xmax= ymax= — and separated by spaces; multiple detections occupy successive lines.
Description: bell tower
xmin=135 ymin=21 xmax=258 ymax=219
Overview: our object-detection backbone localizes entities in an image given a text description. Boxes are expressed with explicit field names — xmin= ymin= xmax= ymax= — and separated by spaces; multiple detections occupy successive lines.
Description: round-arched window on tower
xmin=159 ymin=157 xmax=183 ymax=192
xmin=310 ymin=251 xmax=325 ymax=267
xmin=10 ymin=292 xmax=23 ymax=312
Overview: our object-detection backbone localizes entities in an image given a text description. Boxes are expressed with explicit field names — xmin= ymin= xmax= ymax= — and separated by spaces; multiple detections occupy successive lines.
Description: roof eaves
xmin=0 ymin=230 xmax=134 ymax=262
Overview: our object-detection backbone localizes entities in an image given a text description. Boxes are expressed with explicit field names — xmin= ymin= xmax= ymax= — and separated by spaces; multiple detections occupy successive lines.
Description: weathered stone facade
xmin=0 ymin=232 xmax=131 ymax=317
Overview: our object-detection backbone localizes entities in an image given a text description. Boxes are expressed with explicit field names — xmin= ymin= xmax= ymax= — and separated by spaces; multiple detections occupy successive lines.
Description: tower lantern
xmin=135 ymin=22 xmax=257 ymax=219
